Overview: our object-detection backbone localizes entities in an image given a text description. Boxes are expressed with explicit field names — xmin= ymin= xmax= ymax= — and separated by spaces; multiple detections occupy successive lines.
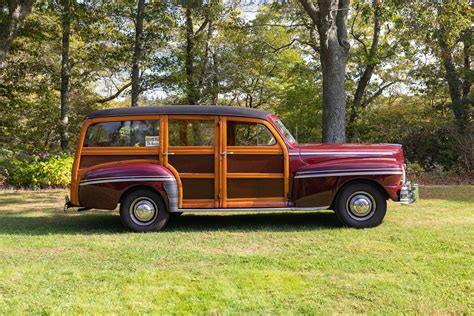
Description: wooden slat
xmin=226 ymin=173 xmax=284 ymax=179
xmin=226 ymin=146 xmax=282 ymax=154
xmin=179 ymin=173 xmax=214 ymax=179
xmin=167 ymin=147 xmax=214 ymax=154
xmin=226 ymin=198 xmax=286 ymax=208
xmin=221 ymin=117 xmax=227 ymax=208
xmin=214 ymin=116 xmax=220 ymax=207
xmin=81 ymin=147 xmax=159 ymax=155
xmin=182 ymin=199 xmax=215 ymax=208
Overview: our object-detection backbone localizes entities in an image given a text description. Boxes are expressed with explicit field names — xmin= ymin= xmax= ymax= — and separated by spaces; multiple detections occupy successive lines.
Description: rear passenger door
xmin=164 ymin=116 xmax=220 ymax=208
xmin=220 ymin=117 xmax=288 ymax=208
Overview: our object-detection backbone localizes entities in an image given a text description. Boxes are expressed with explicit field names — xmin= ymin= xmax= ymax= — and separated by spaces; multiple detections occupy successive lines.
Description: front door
xmin=220 ymin=117 xmax=289 ymax=208
xmin=164 ymin=115 xmax=219 ymax=208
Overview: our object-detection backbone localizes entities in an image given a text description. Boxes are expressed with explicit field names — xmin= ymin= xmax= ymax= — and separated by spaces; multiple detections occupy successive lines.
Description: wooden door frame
xmin=220 ymin=116 xmax=290 ymax=208
xmin=163 ymin=115 xmax=220 ymax=208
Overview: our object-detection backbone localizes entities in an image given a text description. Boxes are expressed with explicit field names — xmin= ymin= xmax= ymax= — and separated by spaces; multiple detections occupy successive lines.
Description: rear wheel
xmin=334 ymin=182 xmax=387 ymax=228
xmin=120 ymin=189 xmax=169 ymax=232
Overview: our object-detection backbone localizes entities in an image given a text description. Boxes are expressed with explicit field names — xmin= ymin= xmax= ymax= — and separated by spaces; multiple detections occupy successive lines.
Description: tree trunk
xmin=211 ymin=51 xmax=219 ymax=104
xmin=437 ymin=27 xmax=472 ymax=170
xmin=60 ymin=0 xmax=71 ymax=151
xmin=131 ymin=0 xmax=145 ymax=107
xmin=299 ymin=0 xmax=350 ymax=143
xmin=185 ymin=5 xmax=198 ymax=105
xmin=438 ymin=34 xmax=466 ymax=133
xmin=0 ymin=0 xmax=33 ymax=62
xmin=318 ymin=0 xmax=350 ymax=143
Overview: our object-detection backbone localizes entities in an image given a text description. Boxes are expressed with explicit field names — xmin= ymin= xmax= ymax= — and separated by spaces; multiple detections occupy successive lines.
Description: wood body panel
xmin=71 ymin=112 xmax=291 ymax=210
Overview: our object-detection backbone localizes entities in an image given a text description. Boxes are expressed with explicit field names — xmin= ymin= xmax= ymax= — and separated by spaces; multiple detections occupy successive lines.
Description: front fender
xmin=292 ymin=158 xmax=404 ymax=207
xmin=78 ymin=162 xmax=177 ymax=211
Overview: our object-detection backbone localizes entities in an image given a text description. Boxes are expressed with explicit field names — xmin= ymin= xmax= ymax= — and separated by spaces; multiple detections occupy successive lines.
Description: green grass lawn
xmin=0 ymin=186 xmax=472 ymax=314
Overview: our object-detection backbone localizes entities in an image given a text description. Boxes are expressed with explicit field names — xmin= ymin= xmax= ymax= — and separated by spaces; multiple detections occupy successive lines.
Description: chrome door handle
xmin=221 ymin=152 xmax=234 ymax=156
xmin=163 ymin=152 xmax=175 ymax=156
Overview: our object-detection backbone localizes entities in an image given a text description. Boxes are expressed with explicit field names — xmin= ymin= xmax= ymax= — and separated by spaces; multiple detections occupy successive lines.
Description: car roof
xmin=86 ymin=105 xmax=271 ymax=120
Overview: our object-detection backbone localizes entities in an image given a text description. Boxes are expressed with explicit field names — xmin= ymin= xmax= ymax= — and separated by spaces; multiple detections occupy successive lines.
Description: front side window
xmin=227 ymin=121 xmax=276 ymax=146
xmin=168 ymin=120 xmax=215 ymax=146
xmin=84 ymin=120 xmax=160 ymax=147
xmin=274 ymin=119 xmax=297 ymax=144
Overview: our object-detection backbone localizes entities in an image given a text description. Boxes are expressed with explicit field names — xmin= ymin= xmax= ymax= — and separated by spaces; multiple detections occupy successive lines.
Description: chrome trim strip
xmin=79 ymin=177 xmax=176 ymax=186
xmin=289 ymin=152 xmax=393 ymax=156
xmin=297 ymin=168 xmax=402 ymax=175
xmin=80 ymin=176 xmax=175 ymax=182
xmin=178 ymin=206 xmax=330 ymax=212
xmin=362 ymin=158 xmax=397 ymax=161
xmin=294 ymin=171 xmax=403 ymax=179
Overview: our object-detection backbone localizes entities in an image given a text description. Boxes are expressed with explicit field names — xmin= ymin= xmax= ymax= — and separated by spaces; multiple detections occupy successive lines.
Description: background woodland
xmin=0 ymin=0 xmax=472 ymax=187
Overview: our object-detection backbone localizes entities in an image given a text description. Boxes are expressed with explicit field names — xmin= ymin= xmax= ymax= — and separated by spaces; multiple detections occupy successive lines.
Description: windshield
xmin=274 ymin=119 xmax=297 ymax=144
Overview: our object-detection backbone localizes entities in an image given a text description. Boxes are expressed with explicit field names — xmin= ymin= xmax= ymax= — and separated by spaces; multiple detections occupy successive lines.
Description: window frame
xmin=167 ymin=116 xmax=216 ymax=148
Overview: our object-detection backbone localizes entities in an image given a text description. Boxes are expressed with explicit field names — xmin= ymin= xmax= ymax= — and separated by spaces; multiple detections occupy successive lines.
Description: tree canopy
xmin=0 ymin=0 xmax=472 ymax=172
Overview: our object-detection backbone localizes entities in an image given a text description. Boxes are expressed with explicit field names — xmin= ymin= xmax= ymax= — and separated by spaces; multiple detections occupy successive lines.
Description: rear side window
xmin=168 ymin=120 xmax=214 ymax=146
xmin=84 ymin=120 xmax=160 ymax=147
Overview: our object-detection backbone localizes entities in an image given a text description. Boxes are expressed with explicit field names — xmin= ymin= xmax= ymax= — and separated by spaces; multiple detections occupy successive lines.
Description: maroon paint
xmin=267 ymin=114 xmax=405 ymax=207
xmin=81 ymin=163 xmax=173 ymax=181
xmin=79 ymin=163 xmax=173 ymax=210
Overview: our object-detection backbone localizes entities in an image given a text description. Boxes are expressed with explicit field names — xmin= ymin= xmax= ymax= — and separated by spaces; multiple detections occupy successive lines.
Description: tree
xmin=298 ymin=0 xmax=350 ymax=143
xmin=346 ymin=0 xmax=409 ymax=141
xmin=0 ymin=0 xmax=34 ymax=62
xmin=131 ymin=0 xmax=145 ymax=107
xmin=403 ymin=0 xmax=472 ymax=169
xmin=60 ymin=0 xmax=72 ymax=150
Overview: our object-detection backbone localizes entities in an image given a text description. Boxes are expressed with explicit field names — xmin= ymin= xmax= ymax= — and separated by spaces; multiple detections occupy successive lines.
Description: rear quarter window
xmin=84 ymin=120 xmax=160 ymax=147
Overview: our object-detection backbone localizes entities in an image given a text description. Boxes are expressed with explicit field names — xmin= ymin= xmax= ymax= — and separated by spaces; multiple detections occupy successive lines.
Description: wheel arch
xmin=119 ymin=184 xmax=169 ymax=211
xmin=331 ymin=178 xmax=389 ymax=209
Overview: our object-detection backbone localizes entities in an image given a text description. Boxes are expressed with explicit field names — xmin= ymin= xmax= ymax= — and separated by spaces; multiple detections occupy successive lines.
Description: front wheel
xmin=120 ymin=189 xmax=169 ymax=232
xmin=334 ymin=182 xmax=387 ymax=228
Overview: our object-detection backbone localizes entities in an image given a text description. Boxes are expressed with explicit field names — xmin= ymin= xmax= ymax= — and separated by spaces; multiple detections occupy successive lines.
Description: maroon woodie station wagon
xmin=65 ymin=105 xmax=418 ymax=231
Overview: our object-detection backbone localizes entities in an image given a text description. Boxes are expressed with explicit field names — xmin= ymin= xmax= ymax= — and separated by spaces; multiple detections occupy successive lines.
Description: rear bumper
xmin=400 ymin=181 xmax=419 ymax=205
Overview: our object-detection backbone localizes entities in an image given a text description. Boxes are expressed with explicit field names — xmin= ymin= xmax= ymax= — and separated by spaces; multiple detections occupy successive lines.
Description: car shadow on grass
xmin=0 ymin=211 xmax=342 ymax=235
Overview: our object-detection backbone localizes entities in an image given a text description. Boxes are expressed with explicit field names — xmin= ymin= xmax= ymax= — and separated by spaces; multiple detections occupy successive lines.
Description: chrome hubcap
xmin=130 ymin=198 xmax=158 ymax=226
xmin=346 ymin=191 xmax=376 ymax=220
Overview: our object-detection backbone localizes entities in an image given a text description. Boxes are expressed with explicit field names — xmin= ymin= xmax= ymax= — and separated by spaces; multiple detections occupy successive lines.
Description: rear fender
xmin=78 ymin=162 xmax=178 ymax=211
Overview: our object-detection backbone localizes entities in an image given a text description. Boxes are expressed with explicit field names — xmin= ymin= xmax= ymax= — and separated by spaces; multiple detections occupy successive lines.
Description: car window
xmin=168 ymin=120 xmax=214 ymax=146
xmin=227 ymin=121 xmax=276 ymax=146
xmin=84 ymin=120 xmax=160 ymax=147
xmin=274 ymin=119 xmax=297 ymax=144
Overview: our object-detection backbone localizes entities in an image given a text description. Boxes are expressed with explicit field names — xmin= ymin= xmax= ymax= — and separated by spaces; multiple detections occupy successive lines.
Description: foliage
xmin=0 ymin=152 xmax=73 ymax=189
xmin=349 ymin=94 xmax=462 ymax=170
xmin=0 ymin=187 xmax=473 ymax=313
xmin=0 ymin=0 xmax=472 ymax=176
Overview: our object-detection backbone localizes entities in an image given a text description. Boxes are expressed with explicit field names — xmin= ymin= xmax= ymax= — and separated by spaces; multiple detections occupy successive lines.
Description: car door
xmin=164 ymin=115 xmax=220 ymax=208
xmin=220 ymin=116 xmax=289 ymax=208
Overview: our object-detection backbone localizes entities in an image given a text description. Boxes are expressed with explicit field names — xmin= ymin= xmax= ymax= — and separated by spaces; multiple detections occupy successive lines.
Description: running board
xmin=175 ymin=206 xmax=330 ymax=212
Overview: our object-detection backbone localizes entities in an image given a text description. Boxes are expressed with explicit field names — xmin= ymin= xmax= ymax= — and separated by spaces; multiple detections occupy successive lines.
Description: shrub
xmin=0 ymin=153 xmax=73 ymax=189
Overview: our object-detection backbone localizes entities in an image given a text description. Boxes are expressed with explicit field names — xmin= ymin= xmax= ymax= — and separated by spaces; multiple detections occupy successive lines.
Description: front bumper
xmin=400 ymin=181 xmax=419 ymax=205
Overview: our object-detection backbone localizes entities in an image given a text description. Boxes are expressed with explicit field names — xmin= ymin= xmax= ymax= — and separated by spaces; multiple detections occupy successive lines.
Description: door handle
xmin=221 ymin=151 xmax=234 ymax=156
xmin=163 ymin=152 xmax=175 ymax=156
